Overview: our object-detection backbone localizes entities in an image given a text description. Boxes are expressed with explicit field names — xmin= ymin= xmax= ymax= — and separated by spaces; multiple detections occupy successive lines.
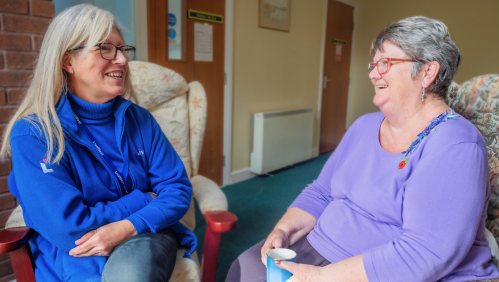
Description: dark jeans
xmin=102 ymin=229 xmax=178 ymax=282
xmin=225 ymin=237 xmax=331 ymax=282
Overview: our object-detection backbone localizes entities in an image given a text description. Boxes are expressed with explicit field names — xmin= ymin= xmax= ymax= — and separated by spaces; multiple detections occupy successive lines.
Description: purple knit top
xmin=291 ymin=111 xmax=499 ymax=281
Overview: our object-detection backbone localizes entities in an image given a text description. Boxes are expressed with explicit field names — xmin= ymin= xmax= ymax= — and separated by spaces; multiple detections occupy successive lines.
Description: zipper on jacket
xmin=69 ymin=136 xmax=124 ymax=198
xmin=116 ymin=103 xmax=133 ymax=195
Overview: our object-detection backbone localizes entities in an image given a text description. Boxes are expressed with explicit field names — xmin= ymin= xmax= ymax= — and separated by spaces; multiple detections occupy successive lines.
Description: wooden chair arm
xmin=0 ymin=227 xmax=33 ymax=254
xmin=202 ymin=211 xmax=237 ymax=282
xmin=205 ymin=210 xmax=237 ymax=233
xmin=0 ymin=227 xmax=36 ymax=282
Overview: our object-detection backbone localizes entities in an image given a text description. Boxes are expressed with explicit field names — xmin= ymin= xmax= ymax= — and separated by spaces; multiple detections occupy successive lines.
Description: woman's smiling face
xmin=64 ymin=28 xmax=128 ymax=104
xmin=369 ymin=41 xmax=422 ymax=116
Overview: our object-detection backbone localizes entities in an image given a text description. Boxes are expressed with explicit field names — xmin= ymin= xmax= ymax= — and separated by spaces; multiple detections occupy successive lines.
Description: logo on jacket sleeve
xmin=137 ymin=149 xmax=145 ymax=156
xmin=40 ymin=158 xmax=53 ymax=173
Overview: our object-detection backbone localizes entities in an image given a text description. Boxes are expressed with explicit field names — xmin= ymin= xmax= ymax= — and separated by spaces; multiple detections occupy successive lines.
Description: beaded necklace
xmin=397 ymin=110 xmax=460 ymax=171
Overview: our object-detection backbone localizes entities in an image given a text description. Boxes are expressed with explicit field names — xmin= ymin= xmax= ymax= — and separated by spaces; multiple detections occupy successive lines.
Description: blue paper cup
xmin=267 ymin=248 xmax=297 ymax=282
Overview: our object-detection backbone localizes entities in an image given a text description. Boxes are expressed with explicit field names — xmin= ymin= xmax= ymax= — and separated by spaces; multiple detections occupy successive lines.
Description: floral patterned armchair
xmin=0 ymin=61 xmax=236 ymax=282
xmin=445 ymin=74 xmax=499 ymax=282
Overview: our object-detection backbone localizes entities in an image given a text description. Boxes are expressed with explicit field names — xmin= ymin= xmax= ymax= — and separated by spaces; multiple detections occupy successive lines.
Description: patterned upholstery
xmin=188 ymin=81 xmax=207 ymax=177
xmin=129 ymin=61 xmax=192 ymax=178
xmin=445 ymin=75 xmax=499 ymax=281
xmin=445 ymin=75 xmax=499 ymax=236
xmin=130 ymin=61 xmax=230 ymax=282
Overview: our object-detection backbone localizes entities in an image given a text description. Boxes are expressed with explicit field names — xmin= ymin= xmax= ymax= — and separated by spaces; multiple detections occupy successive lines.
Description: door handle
xmin=323 ymin=76 xmax=332 ymax=89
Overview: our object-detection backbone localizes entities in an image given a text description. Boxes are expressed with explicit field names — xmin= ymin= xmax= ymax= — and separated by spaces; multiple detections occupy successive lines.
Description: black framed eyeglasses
xmin=69 ymin=43 xmax=135 ymax=61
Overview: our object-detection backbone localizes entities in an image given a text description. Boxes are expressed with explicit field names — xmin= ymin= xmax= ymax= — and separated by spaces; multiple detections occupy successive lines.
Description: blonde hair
xmin=0 ymin=4 xmax=136 ymax=163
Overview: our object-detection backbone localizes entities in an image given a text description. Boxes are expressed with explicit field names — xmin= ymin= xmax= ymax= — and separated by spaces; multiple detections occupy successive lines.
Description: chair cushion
xmin=170 ymin=249 xmax=201 ymax=282
xmin=188 ymin=81 xmax=207 ymax=176
xmin=129 ymin=61 xmax=189 ymax=110
xmin=129 ymin=61 xmax=192 ymax=178
xmin=6 ymin=205 xmax=25 ymax=229
xmin=445 ymin=75 xmax=499 ymax=245
xmin=149 ymin=94 xmax=192 ymax=178
xmin=191 ymin=175 xmax=227 ymax=214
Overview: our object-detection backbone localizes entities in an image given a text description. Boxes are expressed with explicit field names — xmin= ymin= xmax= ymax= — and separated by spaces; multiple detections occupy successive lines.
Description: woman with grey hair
xmin=1 ymin=4 xmax=195 ymax=282
xmin=226 ymin=16 xmax=499 ymax=282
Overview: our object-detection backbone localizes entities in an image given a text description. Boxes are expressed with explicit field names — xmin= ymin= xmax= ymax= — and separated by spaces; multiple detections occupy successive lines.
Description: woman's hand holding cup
xmin=261 ymin=228 xmax=290 ymax=266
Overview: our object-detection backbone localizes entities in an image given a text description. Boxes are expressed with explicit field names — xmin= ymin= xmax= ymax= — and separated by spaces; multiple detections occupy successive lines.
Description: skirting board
xmin=229 ymin=167 xmax=257 ymax=185
xmin=312 ymin=147 xmax=319 ymax=158
xmin=228 ymin=147 xmax=319 ymax=186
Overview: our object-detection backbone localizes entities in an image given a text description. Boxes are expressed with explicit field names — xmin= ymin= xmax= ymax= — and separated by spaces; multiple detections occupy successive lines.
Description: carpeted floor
xmin=193 ymin=152 xmax=332 ymax=282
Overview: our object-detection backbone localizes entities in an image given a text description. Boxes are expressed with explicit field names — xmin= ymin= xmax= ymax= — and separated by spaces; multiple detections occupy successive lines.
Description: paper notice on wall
xmin=335 ymin=45 xmax=342 ymax=62
xmin=194 ymin=23 xmax=213 ymax=62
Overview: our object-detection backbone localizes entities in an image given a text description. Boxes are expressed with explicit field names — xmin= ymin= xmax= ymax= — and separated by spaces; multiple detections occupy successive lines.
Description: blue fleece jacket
xmin=8 ymin=92 xmax=196 ymax=282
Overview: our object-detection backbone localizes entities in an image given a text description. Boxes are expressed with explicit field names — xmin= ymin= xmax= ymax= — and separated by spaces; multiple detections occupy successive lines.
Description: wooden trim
xmin=10 ymin=245 xmax=36 ymax=282
xmin=316 ymin=0 xmax=329 ymax=153
xmin=0 ymin=227 xmax=33 ymax=254
xmin=0 ymin=227 xmax=36 ymax=282
xmin=202 ymin=210 xmax=237 ymax=282
xmin=167 ymin=0 xmax=188 ymax=62
xmin=134 ymin=0 xmax=149 ymax=61
xmin=205 ymin=210 xmax=237 ymax=233
xmin=337 ymin=0 xmax=359 ymax=129
xmin=229 ymin=167 xmax=256 ymax=185
xmin=147 ymin=0 xmax=157 ymax=62
xmin=201 ymin=228 xmax=221 ymax=282
xmin=223 ymin=0 xmax=234 ymax=186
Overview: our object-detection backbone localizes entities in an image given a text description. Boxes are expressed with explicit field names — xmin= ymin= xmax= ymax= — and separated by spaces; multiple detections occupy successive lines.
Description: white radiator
xmin=250 ymin=109 xmax=314 ymax=174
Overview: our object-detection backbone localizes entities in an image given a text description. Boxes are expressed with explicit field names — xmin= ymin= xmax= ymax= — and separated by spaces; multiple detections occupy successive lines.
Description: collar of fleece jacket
xmin=56 ymin=91 xmax=130 ymax=139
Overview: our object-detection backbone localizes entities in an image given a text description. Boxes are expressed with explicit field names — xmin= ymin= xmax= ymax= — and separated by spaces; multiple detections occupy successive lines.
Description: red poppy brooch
xmin=395 ymin=110 xmax=459 ymax=172
xmin=397 ymin=158 xmax=409 ymax=171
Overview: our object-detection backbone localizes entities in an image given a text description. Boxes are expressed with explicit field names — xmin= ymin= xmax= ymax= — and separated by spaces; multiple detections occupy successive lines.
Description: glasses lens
xmin=368 ymin=63 xmax=375 ymax=74
xmin=121 ymin=46 xmax=135 ymax=61
xmin=378 ymin=59 xmax=388 ymax=74
xmin=100 ymin=43 xmax=116 ymax=60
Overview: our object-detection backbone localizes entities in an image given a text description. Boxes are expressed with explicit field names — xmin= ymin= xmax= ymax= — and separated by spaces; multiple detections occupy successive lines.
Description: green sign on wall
xmin=333 ymin=39 xmax=347 ymax=46
xmin=188 ymin=9 xmax=223 ymax=24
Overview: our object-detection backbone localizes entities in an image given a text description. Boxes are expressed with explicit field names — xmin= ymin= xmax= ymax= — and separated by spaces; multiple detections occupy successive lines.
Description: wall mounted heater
xmin=250 ymin=108 xmax=314 ymax=174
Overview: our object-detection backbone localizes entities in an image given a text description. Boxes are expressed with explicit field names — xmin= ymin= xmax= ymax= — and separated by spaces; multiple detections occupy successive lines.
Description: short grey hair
xmin=370 ymin=16 xmax=461 ymax=98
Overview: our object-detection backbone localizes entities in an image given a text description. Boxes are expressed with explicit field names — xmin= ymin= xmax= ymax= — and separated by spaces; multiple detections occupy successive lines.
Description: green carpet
xmin=193 ymin=152 xmax=332 ymax=282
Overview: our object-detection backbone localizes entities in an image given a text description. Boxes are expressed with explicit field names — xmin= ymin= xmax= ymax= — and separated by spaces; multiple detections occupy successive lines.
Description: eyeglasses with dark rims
xmin=68 ymin=43 xmax=136 ymax=61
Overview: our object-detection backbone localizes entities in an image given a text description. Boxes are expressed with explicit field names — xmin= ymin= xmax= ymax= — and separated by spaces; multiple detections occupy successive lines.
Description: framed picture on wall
xmin=259 ymin=0 xmax=291 ymax=32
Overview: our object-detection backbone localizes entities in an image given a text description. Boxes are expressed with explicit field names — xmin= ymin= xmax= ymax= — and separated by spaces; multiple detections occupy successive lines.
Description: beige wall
xmin=347 ymin=0 xmax=499 ymax=127
xmin=231 ymin=0 xmax=326 ymax=171
xmin=231 ymin=0 xmax=499 ymax=172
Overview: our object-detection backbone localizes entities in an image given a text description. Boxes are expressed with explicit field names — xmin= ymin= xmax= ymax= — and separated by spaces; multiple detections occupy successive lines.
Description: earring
xmin=421 ymin=87 xmax=425 ymax=102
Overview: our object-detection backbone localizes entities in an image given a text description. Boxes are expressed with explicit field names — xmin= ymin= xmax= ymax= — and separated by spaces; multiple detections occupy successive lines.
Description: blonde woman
xmin=1 ymin=5 xmax=195 ymax=282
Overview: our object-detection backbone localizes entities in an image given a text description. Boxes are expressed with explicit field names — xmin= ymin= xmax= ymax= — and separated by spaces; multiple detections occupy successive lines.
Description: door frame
xmin=223 ymin=0 xmax=234 ymax=186
xmin=135 ymin=0 xmax=234 ymax=186
xmin=316 ymin=0 xmax=358 ymax=154
xmin=135 ymin=0 xmax=149 ymax=61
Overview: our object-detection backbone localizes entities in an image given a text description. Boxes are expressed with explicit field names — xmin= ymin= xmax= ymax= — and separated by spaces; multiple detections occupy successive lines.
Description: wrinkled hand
xmin=69 ymin=220 xmax=137 ymax=257
xmin=261 ymin=228 xmax=290 ymax=266
xmin=276 ymin=261 xmax=323 ymax=282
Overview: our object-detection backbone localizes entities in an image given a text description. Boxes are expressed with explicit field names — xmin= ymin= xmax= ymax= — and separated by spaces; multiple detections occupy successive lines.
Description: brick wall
xmin=0 ymin=0 xmax=54 ymax=280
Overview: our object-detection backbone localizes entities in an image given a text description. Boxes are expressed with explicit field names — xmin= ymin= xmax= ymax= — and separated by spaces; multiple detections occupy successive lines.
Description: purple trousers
xmin=225 ymin=237 xmax=331 ymax=282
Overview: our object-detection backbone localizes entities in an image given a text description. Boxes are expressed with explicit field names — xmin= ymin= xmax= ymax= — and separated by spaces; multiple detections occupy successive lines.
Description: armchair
xmin=445 ymin=74 xmax=499 ymax=282
xmin=0 ymin=61 xmax=236 ymax=282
